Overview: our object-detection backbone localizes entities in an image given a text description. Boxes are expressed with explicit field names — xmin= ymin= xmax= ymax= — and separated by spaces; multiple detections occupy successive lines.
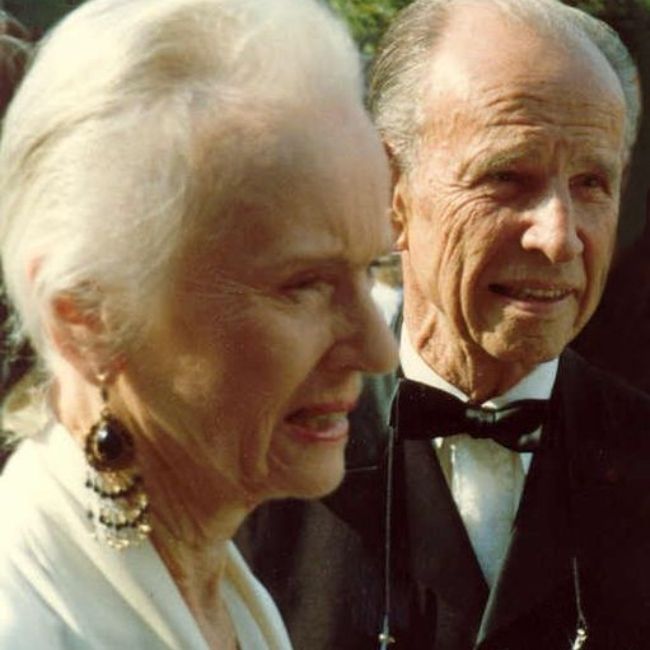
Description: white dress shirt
xmin=400 ymin=328 xmax=558 ymax=588
xmin=0 ymin=423 xmax=293 ymax=650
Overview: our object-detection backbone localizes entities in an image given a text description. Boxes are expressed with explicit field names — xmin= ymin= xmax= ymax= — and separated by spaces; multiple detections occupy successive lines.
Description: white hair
xmin=0 ymin=0 xmax=364 ymax=369
xmin=369 ymin=0 xmax=642 ymax=173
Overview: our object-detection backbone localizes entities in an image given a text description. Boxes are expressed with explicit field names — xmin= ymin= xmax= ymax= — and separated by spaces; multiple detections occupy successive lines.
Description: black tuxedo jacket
xmin=237 ymin=350 xmax=650 ymax=649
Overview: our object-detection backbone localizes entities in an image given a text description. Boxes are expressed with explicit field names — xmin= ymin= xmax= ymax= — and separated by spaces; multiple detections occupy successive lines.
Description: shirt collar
xmin=399 ymin=326 xmax=559 ymax=407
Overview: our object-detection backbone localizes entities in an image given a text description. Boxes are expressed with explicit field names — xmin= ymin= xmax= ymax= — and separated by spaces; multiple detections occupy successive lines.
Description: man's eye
xmin=490 ymin=170 xmax=520 ymax=184
xmin=478 ymin=169 xmax=532 ymax=199
xmin=579 ymin=174 xmax=604 ymax=188
xmin=571 ymin=173 xmax=609 ymax=194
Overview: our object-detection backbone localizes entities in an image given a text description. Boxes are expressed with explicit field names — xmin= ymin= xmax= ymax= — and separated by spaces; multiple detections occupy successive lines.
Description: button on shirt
xmin=400 ymin=328 xmax=559 ymax=588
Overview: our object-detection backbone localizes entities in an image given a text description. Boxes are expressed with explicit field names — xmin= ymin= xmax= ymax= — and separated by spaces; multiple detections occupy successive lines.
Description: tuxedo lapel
xmin=384 ymin=322 xmax=488 ymax=640
xmin=476 ymin=353 xmax=586 ymax=646
xmin=399 ymin=439 xmax=488 ymax=646
xmin=476 ymin=430 xmax=573 ymax=645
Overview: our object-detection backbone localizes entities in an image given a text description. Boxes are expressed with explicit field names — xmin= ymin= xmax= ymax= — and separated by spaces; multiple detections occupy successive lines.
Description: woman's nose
xmin=328 ymin=289 xmax=399 ymax=375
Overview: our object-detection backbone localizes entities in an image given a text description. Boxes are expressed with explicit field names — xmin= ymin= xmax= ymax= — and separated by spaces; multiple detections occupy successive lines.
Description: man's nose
xmin=520 ymin=188 xmax=584 ymax=263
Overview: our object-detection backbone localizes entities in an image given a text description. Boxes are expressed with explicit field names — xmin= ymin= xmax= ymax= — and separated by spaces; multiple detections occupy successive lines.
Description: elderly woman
xmin=0 ymin=0 xmax=397 ymax=647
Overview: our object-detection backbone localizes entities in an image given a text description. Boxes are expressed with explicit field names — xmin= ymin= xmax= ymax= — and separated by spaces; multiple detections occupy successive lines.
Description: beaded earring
xmin=84 ymin=378 xmax=151 ymax=549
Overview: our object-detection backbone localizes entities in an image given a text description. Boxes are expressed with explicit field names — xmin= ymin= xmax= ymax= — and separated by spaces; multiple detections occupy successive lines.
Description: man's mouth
xmin=489 ymin=283 xmax=574 ymax=302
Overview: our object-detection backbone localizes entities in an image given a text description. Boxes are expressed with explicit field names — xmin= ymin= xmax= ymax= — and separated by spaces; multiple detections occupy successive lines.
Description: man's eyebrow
xmin=462 ymin=148 xmax=622 ymax=181
xmin=573 ymin=154 xmax=620 ymax=180
xmin=460 ymin=146 xmax=542 ymax=180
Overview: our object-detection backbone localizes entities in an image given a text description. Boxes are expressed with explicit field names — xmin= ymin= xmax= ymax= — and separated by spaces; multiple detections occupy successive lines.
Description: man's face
xmin=396 ymin=8 xmax=628 ymax=370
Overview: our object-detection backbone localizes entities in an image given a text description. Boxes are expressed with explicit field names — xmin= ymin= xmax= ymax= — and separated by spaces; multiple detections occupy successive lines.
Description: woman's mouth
xmin=284 ymin=404 xmax=354 ymax=443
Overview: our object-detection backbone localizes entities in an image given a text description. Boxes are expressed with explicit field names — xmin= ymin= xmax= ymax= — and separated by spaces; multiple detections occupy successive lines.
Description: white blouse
xmin=0 ymin=423 xmax=292 ymax=650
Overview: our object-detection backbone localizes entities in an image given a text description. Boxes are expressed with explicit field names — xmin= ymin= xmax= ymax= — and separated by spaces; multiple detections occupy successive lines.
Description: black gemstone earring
xmin=84 ymin=376 xmax=151 ymax=549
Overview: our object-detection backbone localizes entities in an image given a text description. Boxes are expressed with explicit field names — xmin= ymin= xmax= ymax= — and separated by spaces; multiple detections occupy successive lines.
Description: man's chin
xmin=481 ymin=334 xmax=568 ymax=368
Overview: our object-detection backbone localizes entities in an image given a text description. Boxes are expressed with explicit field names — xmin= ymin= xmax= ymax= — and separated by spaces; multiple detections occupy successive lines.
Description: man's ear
xmin=47 ymin=292 xmax=125 ymax=385
xmin=392 ymin=175 xmax=412 ymax=252
xmin=384 ymin=141 xmax=410 ymax=252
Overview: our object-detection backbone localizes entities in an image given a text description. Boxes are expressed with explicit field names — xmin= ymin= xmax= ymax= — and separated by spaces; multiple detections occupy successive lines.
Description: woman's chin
xmin=296 ymin=470 xmax=345 ymax=500
xmin=268 ymin=454 xmax=347 ymax=501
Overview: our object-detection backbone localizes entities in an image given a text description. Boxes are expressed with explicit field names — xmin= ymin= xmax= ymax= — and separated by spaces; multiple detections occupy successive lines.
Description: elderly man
xmin=238 ymin=1 xmax=650 ymax=648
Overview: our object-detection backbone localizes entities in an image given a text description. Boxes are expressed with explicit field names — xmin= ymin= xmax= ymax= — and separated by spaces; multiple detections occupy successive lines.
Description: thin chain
xmin=571 ymin=554 xmax=588 ymax=649
xmin=378 ymin=424 xmax=396 ymax=648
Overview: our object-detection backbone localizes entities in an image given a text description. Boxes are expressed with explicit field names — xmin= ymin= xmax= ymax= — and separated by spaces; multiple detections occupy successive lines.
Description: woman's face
xmin=117 ymin=115 xmax=397 ymax=505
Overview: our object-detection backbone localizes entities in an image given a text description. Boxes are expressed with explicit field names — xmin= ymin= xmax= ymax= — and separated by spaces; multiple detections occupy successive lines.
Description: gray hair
xmin=0 ymin=0 xmax=363 ymax=368
xmin=369 ymin=0 xmax=642 ymax=173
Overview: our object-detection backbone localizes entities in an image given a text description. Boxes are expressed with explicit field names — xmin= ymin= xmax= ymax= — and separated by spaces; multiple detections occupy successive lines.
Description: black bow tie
xmin=390 ymin=378 xmax=549 ymax=452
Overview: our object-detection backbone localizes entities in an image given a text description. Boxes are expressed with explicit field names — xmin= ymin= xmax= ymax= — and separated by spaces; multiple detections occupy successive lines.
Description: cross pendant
xmin=572 ymin=626 xmax=588 ymax=650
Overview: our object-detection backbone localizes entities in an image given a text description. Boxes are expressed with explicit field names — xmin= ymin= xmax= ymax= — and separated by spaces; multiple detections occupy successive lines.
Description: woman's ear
xmin=47 ymin=292 xmax=125 ymax=385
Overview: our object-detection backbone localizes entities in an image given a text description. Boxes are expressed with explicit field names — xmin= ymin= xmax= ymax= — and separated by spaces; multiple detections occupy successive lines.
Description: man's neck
xmin=403 ymin=311 xmax=534 ymax=403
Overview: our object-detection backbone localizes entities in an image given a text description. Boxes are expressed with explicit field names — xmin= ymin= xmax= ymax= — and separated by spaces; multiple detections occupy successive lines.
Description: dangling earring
xmin=84 ymin=376 xmax=151 ymax=549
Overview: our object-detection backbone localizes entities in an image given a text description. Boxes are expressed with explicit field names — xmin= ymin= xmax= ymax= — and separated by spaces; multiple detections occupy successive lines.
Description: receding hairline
xmin=436 ymin=1 xmax=625 ymax=91
xmin=417 ymin=3 xmax=628 ymax=128
xmin=369 ymin=0 xmax=640 ymax=172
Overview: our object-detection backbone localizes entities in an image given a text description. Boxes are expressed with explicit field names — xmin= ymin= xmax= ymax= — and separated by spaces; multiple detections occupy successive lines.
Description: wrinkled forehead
xmin=419 ymin=3 xmax=626 ymax=135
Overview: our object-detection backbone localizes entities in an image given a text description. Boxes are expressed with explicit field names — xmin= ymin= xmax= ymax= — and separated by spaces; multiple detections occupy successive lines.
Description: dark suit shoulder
xmin=560 ymin=348 xmax=650 ymax=445
xmin=556 ymin=349 xmax=650 ymax=507
xmin=563 ymin=347 xmax=650 ymax=403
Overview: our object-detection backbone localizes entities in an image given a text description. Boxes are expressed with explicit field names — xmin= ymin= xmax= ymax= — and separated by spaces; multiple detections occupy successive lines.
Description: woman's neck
xmin=54 ymin=370 xmax=250 ymax=649
xmin=151 ymin=516 xmax=240 ymax=650
xmin=137 ymin=435 xmax=251 ymax=649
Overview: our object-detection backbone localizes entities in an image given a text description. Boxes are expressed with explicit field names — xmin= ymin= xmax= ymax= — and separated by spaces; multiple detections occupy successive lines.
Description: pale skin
xmin=392 ymin=4 xmax=628 ymax=402
xmin=48 ymin=108 xmax=397 ymax=648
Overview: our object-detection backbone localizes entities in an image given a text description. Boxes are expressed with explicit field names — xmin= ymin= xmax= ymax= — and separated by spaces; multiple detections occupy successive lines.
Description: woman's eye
xmin=286 ymin=278 xmax=319 ymax=291
xmin=282 ymin=275 xmax=331 ymax=299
